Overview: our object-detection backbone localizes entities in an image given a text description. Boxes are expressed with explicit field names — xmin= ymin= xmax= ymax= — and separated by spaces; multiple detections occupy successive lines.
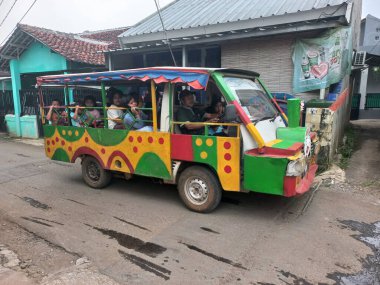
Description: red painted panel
xmin=283 ymin=163 xmax=318 ymax=197
xmin=287 ymin=142 xmax=303 ymax=152
xmin=171 ymin=134 xmax=193 ymax=161
xmin=329 ymin=88 xmax=349 ymax=111
xmin=232 ymin=101 xmax=251 ymax=125
xmin=106 ymin=150 xmax=134 ymax=173
xmin=71 ymin=147 xmax=105 ymax=167
xmin=246 ymin=146 xmax=298 ymax=158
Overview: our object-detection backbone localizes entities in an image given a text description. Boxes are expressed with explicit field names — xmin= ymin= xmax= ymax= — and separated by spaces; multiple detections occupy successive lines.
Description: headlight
xmin=286 ymin=158 xmax=307 ymax=176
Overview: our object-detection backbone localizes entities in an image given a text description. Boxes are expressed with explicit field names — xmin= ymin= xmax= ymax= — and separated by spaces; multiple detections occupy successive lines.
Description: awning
xmin=37 ymin=67 xmax=210 ymax=90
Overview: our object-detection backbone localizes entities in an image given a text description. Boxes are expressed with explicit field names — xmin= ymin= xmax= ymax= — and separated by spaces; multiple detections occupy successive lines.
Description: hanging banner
xmin=292 ymin=27 xmax=352 ymax=93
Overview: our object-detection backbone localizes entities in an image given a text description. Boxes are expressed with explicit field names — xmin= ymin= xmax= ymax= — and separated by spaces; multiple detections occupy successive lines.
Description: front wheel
xmin=178 ymin=166 xmax=222 ymax=213
xmin=81 ymin=156 xmax=112 ymax=189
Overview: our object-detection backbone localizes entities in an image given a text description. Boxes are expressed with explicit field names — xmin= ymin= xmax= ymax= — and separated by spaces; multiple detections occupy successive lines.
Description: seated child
xmin=123 ymin=94 xmax=153 ymax=132
xmin=46 ymin=99 xmax=67 ymax=126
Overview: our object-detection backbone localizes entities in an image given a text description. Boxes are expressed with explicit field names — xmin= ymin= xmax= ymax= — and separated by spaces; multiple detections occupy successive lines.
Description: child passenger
xmin=83 ymin=96 xmax=100 ymax=120
xmin=70 ymin=103 xmax=92 ymax=127
xmin=123 ymin=94 xmax=153 ymax=132
xmin=107 ymin=88 xmax=125 ymax=129
xmin=46 ymin=98 xmax=67 ymax=126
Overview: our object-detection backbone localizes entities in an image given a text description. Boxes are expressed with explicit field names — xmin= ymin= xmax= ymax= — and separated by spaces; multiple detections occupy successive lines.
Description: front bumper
xmin=283 ymin=163 xmax=318 ymax=197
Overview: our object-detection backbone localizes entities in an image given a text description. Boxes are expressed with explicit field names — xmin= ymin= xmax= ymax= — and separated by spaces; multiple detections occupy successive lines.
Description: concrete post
xmin=201 ymin=48 xmax=206 ymax=67
xmin=359 ymin=68 xmax=368 ymax=110
xmin=319 ymin=88 xmax=326 ymax=100
xmin=9 ymin=59 xmax=22 ymax=137
xmin=182 ymin=46 xmax=188 ymax=67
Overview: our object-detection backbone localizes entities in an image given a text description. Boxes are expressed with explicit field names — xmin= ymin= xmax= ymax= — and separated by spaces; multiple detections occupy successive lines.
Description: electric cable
xmin=153 ymin=0 xmax=177 ymax=66
xmin=0 ymin=0 xmax=38 ymax=46
xmin=0 ymin=0 xmax=19 ymax=29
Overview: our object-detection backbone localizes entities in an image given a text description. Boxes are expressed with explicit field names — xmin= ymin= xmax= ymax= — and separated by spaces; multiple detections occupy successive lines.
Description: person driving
xmin=176 ymin=90 xmax=219 ymax=135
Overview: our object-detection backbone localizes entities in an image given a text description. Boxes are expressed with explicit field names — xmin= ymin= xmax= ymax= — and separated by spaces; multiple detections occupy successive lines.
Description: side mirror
xmin=223 ymin=104 xmax=237 ymax=122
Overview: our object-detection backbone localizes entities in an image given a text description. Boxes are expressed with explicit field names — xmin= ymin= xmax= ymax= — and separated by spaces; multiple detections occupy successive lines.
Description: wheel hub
xmin=87 ymin=162 xmax=100 ymax=181
xmin=185 ymin=177 xmax=209 ymax=205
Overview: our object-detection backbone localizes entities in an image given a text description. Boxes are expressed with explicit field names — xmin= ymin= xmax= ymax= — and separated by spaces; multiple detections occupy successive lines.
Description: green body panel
xmin=135 ymin=152 xmax=171 ymax=179
xmin=211 ymin=72 xmax=235 ymax=103
xmin=86 ymin=128 xmax=128 ymax=146
xmin=243 ymin=154 xmax=288 ymax=195
xmin=271 ymin=140 xmax=298 ymax=149
xmin=57 ymin=126 xmax=85 ymax=142
xmin=43 ymin=125 xmax=56 ymax=138
xmin=287 ymin=98 xmax=301 ymax=128
xmin=192 ymin=136 xmax=217 ymax=170
xmin=276 ymin=127 xmax=306 ymax=144
xmin=51 ymin=148 xmax=70 ymax=162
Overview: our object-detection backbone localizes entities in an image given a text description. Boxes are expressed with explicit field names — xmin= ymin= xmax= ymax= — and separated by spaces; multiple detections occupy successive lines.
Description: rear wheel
xmin=81 ymin=156 xmax=111 ymax=189
xmin=178 ymin=166 xmax=222 ymax=213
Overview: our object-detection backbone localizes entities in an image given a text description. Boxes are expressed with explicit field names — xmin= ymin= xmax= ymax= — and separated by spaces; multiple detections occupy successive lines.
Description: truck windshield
xmin=224 ymin=77 xmax=277 ymax=122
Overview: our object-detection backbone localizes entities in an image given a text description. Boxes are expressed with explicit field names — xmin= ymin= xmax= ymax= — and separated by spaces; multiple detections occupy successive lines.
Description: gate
xmin=0 ymin=91 xmax=14 ymax=132
xmin=365 ymin=93 xmax=380 ymax=109
xmin=350 ymin=93 xmax=361 ymax=120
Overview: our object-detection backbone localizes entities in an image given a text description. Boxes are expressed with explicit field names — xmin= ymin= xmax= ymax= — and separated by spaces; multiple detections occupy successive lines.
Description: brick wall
xmin=221 ymin=35 xmax=295 ymax=93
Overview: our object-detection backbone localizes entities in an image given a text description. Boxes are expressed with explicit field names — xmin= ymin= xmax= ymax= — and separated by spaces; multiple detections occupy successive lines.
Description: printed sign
xmin=292 ymin=27 xmax=352 ymax=93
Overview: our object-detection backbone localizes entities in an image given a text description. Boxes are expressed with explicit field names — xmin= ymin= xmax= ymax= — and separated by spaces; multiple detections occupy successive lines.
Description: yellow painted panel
xmin=216 ymin=137 xmax=240 ymax=191
xmin=266 ymin=139 xmax=282 ymax=147
xmin=45 ymin=129 xmax=172 ymax=177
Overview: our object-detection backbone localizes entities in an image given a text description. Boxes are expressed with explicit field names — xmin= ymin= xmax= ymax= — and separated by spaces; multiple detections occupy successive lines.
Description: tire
xmin=81 ymin=156 xmax=112 ymax=189
xmin=178 ymin=166 xmax=222 ymax=213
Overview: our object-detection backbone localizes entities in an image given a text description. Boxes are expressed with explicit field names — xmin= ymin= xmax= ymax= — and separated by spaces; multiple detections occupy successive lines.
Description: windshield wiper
xmin=253 ymin=113 xmax=279 ymax=124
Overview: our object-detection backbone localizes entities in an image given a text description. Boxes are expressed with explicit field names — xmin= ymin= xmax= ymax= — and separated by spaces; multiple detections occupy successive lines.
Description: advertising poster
xmin=292 ymin=27 xmax=352 ymax=93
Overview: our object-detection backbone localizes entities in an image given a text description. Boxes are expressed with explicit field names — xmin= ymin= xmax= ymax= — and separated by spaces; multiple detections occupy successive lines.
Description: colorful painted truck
xmin=37 ymin=67 xmax=318 ymax=213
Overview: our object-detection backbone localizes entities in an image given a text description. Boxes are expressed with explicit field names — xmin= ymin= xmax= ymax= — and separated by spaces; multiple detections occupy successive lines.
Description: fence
xmin=350 ymin=93 xmax=361 ymax=120
xmin=365 ymin=93 xmax=380 ymax=109
xmin=0 ymin=91 xmax=14 ymax=132
xmin=0 ymin=87 xmax=101 ymax=136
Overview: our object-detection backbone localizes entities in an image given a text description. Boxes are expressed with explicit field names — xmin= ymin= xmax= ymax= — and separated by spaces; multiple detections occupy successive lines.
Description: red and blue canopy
xmin=37 ymin=67 xmax=210 ymax=90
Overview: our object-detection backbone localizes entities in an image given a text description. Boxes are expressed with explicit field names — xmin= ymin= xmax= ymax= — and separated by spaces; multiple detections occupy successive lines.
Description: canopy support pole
xmin=101 ymin=83 xmax=107 ymax=128
xmin=64 ymin=85 xmax=71 ymax=126
xmin=151 ymin=80 xmax=158 ymax=132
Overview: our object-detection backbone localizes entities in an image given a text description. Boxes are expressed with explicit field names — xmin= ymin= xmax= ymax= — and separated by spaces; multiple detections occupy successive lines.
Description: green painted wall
xmin=18 ymin=42 xmax=67 ymax=74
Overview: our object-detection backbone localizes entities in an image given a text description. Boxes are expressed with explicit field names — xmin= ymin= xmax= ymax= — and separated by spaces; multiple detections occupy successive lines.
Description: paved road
xmin=0 ymin=124 xmax=379 ymax=284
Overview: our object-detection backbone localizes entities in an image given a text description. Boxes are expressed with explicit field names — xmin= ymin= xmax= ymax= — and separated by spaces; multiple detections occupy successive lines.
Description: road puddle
xmin=326 ymin=220 xmax=380 ymax=284
xmin=118 ymin=249 xmax=171 ymax=280
xmin=85 ymin=224 xmax=166 ymax=258
xmin=179 ymin=241 xmax=247 ymax=270
xmin=16 ymin=196 xmax=51 ymax=210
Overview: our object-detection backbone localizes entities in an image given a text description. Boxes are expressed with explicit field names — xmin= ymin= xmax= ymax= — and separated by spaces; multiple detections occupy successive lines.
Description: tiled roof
xmin=19 ymin=24 xmax=109 ymax=65
xmin=0 ymin=24 xmax=128 ymax=70
xmin=79 ymin=27 xmax=129 ymax=49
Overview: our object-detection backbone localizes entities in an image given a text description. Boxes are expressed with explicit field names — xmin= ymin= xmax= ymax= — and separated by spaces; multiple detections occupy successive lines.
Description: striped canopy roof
xmin=37 ymin=67 xmax=210 ymax=90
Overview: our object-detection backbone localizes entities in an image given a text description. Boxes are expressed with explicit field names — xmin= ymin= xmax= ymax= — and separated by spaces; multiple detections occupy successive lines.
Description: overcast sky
xmin=0 ymin=0 xmax=379 ymax=44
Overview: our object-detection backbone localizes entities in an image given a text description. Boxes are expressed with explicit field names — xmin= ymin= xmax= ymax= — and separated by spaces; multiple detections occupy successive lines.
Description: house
xmin=358 ymin=14 xmax=380 ymax=118
xmin=0 ymin=24 xmax=128 ymax=137
xmin=104 ymin=0 xmax=362 ymax=166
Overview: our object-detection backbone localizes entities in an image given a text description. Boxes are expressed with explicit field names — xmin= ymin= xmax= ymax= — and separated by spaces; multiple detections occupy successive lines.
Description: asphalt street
xmin=0 ymin=123 xmax=379 ymax=284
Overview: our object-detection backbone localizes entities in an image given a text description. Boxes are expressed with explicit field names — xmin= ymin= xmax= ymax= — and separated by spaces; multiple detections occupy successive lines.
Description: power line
xmin=0 ymin=0 xmax=5 ymax=9
xmin=0 ymin=0 xmax=38 ymax=46
xmin=0 ymin=0 xmax=19 ymax=29
xmin=153 ymin=0 xmax=177 ymax=67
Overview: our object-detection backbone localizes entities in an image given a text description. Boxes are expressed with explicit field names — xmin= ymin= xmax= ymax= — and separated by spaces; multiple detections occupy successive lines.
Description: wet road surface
xmin=0 ymin=127 xmax=379 ymax=284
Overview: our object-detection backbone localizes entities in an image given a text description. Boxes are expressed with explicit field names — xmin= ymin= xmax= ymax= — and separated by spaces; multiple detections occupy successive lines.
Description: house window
xmin=376 ymin=27 xmax=380 ymax=32
xmin=376 ymin=36 xmax=380 ymax=41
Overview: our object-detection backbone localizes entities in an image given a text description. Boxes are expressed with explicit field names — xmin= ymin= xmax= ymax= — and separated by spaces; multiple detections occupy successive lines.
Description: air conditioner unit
xmin=353 ymin=51 xmax=366 ymax=66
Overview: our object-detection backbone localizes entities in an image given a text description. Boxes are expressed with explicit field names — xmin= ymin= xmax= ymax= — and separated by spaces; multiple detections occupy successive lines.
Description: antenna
xmin=153 ymin=0 xmax=177 ymax=66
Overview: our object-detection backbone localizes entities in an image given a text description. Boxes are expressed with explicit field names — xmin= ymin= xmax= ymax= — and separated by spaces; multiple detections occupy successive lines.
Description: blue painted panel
xmin=19 ymin=42 xmax=67 ymax=73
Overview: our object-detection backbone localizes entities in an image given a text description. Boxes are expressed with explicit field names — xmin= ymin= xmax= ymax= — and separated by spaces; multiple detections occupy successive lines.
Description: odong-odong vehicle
xmin=37 ymin=67 xmax=319 ymax=213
